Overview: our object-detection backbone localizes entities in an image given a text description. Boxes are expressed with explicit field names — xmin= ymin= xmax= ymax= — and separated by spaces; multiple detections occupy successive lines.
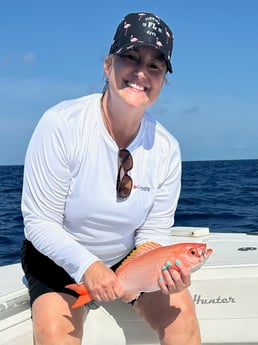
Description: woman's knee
xmin=32 ymin=293 xmax=84 ymax=345
xmin=33 ymin=314 xmax=84 ymax=345
xmin=134 ymin=289 xmax=200 ymax=344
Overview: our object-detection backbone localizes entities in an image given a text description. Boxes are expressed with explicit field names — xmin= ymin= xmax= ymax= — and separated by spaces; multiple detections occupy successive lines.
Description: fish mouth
xmin=204 ymin=248 xmax=213 ymax=260
xmin=200 ymin=247 xmax=213 ymax=262
xmin=190 ymin=247 xmax=213 ymax=273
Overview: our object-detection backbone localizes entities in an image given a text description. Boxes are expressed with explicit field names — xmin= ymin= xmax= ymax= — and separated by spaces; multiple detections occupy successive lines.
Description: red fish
xmin=66 ymin=242 xmax=213 ymax=308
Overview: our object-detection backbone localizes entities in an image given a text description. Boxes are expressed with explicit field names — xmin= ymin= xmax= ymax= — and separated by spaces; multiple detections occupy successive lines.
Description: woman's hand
xmin=158 ymin=260 xmax=191 ymax=295
xmin=83 ymin=261 xmax=124 ymax=302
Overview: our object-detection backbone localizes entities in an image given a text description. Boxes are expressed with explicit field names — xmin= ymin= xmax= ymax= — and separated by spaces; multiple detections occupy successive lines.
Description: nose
xmin=133 ymin=62 xmax=147 ymax=79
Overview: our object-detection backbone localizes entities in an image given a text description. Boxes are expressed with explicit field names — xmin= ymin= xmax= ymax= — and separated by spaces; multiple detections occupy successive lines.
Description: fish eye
xmin=190 ymin=249 xmax=196 ymax=255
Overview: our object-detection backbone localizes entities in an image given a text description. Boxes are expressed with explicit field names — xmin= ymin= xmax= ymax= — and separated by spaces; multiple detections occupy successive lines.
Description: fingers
xmin=92 ymin=286 xmax=118 ymax=302
xmin=158 ymin=260 xmax=191 ymax=295
xmin=93 ymin=284 xmax=124 ymax=302
xmin=83 ymin=261 xmax=124 ymax=302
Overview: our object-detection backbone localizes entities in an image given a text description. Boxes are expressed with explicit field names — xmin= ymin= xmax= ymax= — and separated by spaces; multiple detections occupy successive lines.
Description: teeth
xmin=127 ymin=82 xmax=145 ymax=91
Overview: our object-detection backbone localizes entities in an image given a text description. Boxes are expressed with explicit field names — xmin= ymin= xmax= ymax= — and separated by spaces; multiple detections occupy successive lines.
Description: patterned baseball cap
xmin=109 ymin=12 xmax=174 ymax=73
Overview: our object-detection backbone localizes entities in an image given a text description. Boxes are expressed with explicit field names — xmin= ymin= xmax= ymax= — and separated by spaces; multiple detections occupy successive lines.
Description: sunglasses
xmin=116 ymin=148 xmax=133 ymax=199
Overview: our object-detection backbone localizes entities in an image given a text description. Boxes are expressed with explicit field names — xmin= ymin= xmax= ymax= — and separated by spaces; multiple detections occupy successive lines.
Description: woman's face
xmin=104 ymin=46 xmax=167 ymax=110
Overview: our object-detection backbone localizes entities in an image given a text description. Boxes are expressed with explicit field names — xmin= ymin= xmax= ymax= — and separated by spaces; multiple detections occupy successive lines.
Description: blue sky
xmin=0 ymin=0 xmax=257 ymax=165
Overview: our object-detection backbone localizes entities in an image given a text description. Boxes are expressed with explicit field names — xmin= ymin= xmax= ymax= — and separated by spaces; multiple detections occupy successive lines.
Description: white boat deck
xmin=1 ymin=228 xmax=258 ymax=345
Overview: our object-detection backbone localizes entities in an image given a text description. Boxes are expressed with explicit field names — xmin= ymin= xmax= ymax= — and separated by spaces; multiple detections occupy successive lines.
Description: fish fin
xmin=71 ymin=295 xmax=93 ymax=308
xmin=136 ymin=241 xmax=162 ymax=253
xmin=116 ymin=242 xmax=161 ymax=274
xmin=121 ymin=292 xmax=141 ymax=303
xmin=65 ymin=283 xmax=93 ymax=308
xmin=65 ymin=283 xmax=88 ymax=295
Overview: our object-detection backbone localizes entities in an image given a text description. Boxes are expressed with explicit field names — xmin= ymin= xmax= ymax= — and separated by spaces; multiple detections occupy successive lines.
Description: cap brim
xmin=113 ymin=42 xmax=173 ymax=73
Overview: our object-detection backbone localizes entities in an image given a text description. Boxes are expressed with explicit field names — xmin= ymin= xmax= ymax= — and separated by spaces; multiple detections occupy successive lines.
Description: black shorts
xmin=20 ymin=239 xmax=129 ymax=306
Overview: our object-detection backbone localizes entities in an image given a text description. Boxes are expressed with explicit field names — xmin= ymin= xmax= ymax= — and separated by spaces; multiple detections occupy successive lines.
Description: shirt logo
xmin=133 ymin=185 xmax=151 ymax=192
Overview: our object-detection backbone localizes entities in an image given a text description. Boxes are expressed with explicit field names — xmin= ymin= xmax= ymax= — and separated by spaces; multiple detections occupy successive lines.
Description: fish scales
xmin=66 ymin=242 xmax=213 ymax=308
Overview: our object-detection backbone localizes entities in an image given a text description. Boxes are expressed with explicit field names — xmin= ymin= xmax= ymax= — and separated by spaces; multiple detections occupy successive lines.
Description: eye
xmin=121 ymin=53 xmax=138 ymax=63
xmin=148 ymin=60 xmax=166 ymax=73
xmin=149 ymin=62 xmax=160 ymax=70
xmin=190 ymin=249 xmax=196 ymax=255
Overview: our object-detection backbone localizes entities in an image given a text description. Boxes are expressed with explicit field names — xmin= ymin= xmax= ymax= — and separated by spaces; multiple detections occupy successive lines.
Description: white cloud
xmin=23 ymin=51 xmax=35 ymax=63
xmin=0 ymin=51 xmax=36 ymax=66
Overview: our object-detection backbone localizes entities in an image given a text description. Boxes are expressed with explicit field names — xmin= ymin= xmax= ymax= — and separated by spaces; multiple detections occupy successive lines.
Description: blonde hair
xmin=102 ymin=54 xmax=113 ymax=94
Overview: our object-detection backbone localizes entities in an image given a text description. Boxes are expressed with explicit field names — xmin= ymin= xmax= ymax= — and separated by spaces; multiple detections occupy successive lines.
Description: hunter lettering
xmin=194 ymin=294 xmax=236 ymax=305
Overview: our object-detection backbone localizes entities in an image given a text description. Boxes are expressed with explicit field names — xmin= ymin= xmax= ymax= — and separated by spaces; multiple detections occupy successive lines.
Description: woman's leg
xmin=21 ymin=240 xmax=85 ymax=344
xmin=133 ymin=289 xmax=201 ymax=345
xmin=32 ymin=292 xmax=85 ymax=345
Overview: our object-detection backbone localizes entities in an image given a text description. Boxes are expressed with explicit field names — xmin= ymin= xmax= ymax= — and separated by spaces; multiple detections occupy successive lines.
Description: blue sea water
xmin=0 ymin=160 xmax=258 ymax=266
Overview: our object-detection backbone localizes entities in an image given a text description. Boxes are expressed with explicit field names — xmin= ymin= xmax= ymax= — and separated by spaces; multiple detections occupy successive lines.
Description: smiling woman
xmin=101 ymin=46 xmax=167 ymax=145
xmin=20 ymin=11 xmax=201 ymax=345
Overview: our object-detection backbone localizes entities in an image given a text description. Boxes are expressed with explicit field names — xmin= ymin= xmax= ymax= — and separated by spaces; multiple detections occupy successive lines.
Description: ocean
xmin=0 ymin=159 xmax=258 ymax=266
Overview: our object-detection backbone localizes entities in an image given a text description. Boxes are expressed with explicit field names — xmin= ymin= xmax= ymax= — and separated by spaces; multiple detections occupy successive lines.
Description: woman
xmin=21 ymin=12 xmax=201 ymax=345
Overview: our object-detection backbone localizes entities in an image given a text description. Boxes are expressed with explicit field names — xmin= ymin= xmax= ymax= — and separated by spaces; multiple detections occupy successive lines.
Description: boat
xmin=1 ymin=227 xmax=258 ymax=345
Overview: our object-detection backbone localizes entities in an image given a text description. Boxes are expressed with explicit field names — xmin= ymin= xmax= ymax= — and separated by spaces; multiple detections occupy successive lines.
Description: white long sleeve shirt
xmin=22 ymin=93 xmax=181 ymax=283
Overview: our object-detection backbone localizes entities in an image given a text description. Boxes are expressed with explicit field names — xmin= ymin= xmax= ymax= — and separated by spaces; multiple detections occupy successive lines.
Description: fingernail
xmin=166 ymin=261 xmax=172 ymax=267
xmin=159 ymin=276 xmax=163 ymax=281
xmin=175 ymin=259 xmax=181 ymax=265
xmin=162 ymin=266 xmax=167 ymax=271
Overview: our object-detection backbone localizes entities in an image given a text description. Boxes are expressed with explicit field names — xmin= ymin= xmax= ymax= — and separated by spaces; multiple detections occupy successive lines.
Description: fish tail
xmin=71 ymin=295 xmax=93 ymax=308
xmin=65 ymin=283 xmax=93 ymax=308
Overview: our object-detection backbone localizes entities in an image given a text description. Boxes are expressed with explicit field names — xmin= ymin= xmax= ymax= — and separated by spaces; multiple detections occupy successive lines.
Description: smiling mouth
xmin=126 ymin=81 xmax=146 ymax=91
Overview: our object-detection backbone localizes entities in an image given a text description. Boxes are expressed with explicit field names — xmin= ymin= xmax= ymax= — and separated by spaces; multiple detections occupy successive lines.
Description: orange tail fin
xmin=65 ymin=283 xmax=93 ymax=308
